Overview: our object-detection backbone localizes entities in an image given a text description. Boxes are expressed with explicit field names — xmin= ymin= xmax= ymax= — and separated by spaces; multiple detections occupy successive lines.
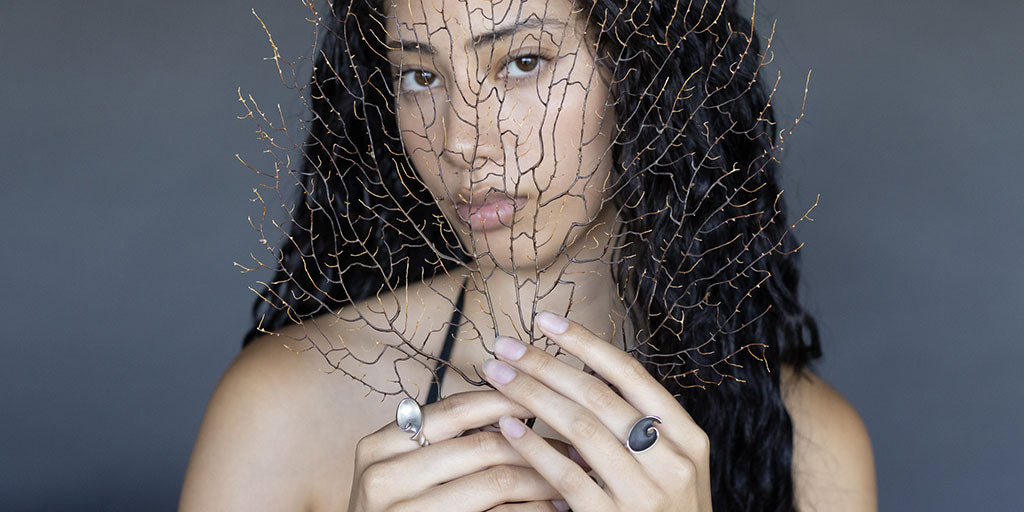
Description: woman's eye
xmin=504 ymin=55 xmax=542 ymax=78
xmin=398 ymin=70 xmax=438 ymax=93
xmin=396 ymin=54 xmax=543 ymax=93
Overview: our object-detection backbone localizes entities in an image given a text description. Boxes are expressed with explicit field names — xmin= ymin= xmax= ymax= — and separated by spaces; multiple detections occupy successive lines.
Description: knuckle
xmin=647 ymin=490 xmax=671 ymax=511
xmin=569 ymin=413 xmax=602 ymax=441
xmin=620 ymin=356 xmax=649 ymax=382
xmin=555 ymin=466 xmax=588 ymax=495
xmin=472 ymin=430 xmax=503 ymax=454
xmin=584 ymin=381 xmax=621 ymax=411
xmin=515 ymin=376 xmax=537 ymax=397
xmin=675 ymin=456 xmax=698 ymax=483
xmin=385 ymin=501 xmax=411 ymax=512
xmin=486 ymin=464 xmax=520 ymax=493
xmin=530 ymin=350 xmax=556 ymax=374
xmin=511 ymin=376 xmax=542 ymax=403
xmin=440 ymin=392 xmax=471 ymax=422
xmin=354 ymin=435 xmax=376 ymax=464
xmin=359 ymin=466 xmax=395 ymax=508
xmin=360 ymin=463 xmax=390 ymax=494
xmin=693 ymin=428 xmax=711 ymax=459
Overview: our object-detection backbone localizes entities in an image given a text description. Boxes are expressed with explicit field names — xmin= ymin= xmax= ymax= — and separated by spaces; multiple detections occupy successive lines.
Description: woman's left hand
xmin=481 ymin=311 xmax=713 ymax=512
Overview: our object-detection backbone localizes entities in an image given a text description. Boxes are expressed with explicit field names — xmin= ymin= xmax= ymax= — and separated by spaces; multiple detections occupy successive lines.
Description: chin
xmin=470 ymin=235 xmax=568 ymax=275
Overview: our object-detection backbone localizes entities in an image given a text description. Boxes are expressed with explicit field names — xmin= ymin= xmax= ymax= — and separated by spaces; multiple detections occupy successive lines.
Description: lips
xmin=454 ymin=192 xmax=528 ymax=231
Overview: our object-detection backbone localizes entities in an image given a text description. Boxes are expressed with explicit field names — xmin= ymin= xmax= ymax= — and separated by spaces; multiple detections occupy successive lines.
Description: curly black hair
xmin=242 ymin=1 xmax=822 ymax=509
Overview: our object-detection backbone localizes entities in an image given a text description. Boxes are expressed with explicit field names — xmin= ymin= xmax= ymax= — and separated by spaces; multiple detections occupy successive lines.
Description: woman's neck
xmin=449 ymin=201 xmax=630 ymax=353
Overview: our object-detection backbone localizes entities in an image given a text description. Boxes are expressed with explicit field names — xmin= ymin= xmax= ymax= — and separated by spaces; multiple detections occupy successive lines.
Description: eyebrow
xmin=386 ymin=17 xmax=567 ymax=56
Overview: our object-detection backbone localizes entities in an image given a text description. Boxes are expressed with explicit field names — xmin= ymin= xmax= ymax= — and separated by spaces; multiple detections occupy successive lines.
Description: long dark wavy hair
xmin=242 ymin=0 xmax=822 ymax=509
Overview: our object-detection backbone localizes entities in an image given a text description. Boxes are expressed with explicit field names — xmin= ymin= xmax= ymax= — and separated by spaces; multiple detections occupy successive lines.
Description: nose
xmin=441 ymin=76 xmax=503 ymax=172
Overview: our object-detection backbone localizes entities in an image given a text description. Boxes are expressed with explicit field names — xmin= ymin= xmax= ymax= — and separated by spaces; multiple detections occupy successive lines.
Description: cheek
xmin=394 ymin=69 xmax=614 ymax=243
xmin=532 ymin=79 xmax=614 ymax=218
xmin=397 ymin=107 xmax=448 ymax=196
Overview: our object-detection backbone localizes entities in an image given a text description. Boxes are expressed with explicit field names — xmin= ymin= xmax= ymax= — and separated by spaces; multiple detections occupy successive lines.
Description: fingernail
xmin=483 ymin=358 xmax=516 ymax=384
xmin=551 ymin=499 xmax=570 ymax=511
xmin=536 ymin=311 xmax=569 ymax=334
xmin=499 ymin=415 xmax=526 ymax=439
xmin=494 ymin=336 xmax=527 ymax=361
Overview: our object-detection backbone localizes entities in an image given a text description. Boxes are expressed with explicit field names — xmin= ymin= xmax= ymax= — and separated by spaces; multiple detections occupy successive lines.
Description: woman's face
xmin=383 ymin=0 xmax=617 ymax=271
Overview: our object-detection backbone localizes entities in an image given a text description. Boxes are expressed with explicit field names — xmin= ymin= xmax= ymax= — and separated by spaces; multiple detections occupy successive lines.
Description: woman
xmin=181 ymin=0 xmax=876 ymax=510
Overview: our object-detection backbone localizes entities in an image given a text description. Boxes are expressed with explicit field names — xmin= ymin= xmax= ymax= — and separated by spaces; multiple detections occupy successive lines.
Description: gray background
xmin=1 ymin=0 xmax=1020 ymax=510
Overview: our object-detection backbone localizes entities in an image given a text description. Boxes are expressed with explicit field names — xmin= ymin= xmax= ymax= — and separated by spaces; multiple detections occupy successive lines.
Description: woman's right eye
xmin=398 ymin=70 xmax=438 ymax=93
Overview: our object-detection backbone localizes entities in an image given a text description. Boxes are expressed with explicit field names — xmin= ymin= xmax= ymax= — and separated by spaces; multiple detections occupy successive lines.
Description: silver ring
xmin=626 ymin=415 xmax=661 ymax=453
xmin=412 ymin=429 xmax=430 ymax=447
xmin=396 ymin=397 xmax=430 ymax=447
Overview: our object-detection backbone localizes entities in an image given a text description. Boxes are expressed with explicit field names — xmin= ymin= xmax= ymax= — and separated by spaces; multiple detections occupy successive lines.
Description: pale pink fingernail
xmin=499 ymin=415 xmax=526 ymax=439
xmin=494 ymin=335 xmax=527 ymax=360
xmin=537 ymin=311 xmax=569 ymax=334
xmin=483 ymin=359 xmax=516 ymax=384
xmin=551 ymin=499 xmax=570 ymax=511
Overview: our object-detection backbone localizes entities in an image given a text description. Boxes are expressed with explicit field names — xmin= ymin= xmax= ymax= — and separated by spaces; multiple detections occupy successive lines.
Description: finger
xmin=497 ymin=415 xmax=614 ymax=512
xmin=370 ymin=431 xmax=590 ymax=503
xmin=534 ymin=311 xmax=706 ymax=445
xmin=487 ymin=501 xmax=562 ymax=511
xmin=484 ymin=358 xmax=654 ymax=505
xmin=465 ymin=424 xmax=591 ymax=473
xmin=492 ymin=335 xmax=642 ymax=446
xmin=361 ymin=390 xmax=533 ymax=466
xmin=493 ymin=335 xmax=680 ymax=475
xmin=463 ymin=424 xmax=591 ymax=472
xmin=391 ymin=464 xmax=561 ymax=512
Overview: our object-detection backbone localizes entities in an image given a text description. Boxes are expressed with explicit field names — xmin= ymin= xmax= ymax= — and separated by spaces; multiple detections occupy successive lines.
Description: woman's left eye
xmin=502 ymin=54 xmax=545 ymax=79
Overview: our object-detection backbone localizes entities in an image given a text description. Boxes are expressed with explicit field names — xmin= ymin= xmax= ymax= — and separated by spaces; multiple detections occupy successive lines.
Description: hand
xmin=481 ymin=311 xmax=713 ymax=512
xmin=347 ymin=390 xmax=590 ymax=512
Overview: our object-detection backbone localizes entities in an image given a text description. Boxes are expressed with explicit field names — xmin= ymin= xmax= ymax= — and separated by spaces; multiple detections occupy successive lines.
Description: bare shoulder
xmin=180 ymin=277 xmax=463 ymax=511
xmin=180 ymin=318 xmax=379 ymax=511
xmin=179 ymin=325 xmax=325 ymax=510
xmin=780 ymin=365 xmax=878 ymax=512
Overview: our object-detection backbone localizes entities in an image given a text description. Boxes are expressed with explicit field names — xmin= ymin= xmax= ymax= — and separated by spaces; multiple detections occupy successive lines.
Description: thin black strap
xmin=425 ymin=281 xmax=468 ymax=404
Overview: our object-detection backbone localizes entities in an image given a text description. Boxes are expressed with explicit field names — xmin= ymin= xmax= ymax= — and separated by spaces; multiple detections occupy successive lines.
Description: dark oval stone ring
xmin=626 ymin=415 xmax=662 ymax=453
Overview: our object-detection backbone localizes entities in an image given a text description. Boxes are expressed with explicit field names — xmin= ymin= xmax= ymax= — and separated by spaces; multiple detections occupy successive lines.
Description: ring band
xmin=412 ymin=429 xmax=430 ymax=447
xmin=626 ymin=415 xmax=662 ymax=453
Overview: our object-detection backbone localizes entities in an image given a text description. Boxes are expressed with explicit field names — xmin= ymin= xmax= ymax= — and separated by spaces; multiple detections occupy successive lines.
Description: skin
xmin=481 ymin=314 xmax=714 ymax=510
xmin=179 ymin=0 xmax=877 ymax=509
xmin=387 ymin=0 xmax=617 ymax=268
xmin=385 ymin=0 xmax=628 ymax=353
xmin=178 ymin=301 xmax=876 ymax=511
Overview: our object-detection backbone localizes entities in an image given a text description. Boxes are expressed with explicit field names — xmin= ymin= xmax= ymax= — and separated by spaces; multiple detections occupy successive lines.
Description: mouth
xmin=454 ymin=192 xmax=529 ymax=231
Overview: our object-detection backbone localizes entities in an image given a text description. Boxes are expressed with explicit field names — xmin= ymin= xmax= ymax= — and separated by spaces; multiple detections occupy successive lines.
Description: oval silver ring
xmin=396 ymin=397 xmax=429 ymax=446
xmin=626 ymin=415 xmax=662 ymax=453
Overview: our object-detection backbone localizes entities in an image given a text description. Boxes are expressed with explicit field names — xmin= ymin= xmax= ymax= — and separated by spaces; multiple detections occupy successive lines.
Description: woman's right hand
xmin=347 ymin=390 xmax=583 ymax=512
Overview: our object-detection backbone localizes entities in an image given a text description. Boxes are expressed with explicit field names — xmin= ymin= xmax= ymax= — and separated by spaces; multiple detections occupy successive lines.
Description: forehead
xmin=383 ymin=0 xmax=578 ymax=44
